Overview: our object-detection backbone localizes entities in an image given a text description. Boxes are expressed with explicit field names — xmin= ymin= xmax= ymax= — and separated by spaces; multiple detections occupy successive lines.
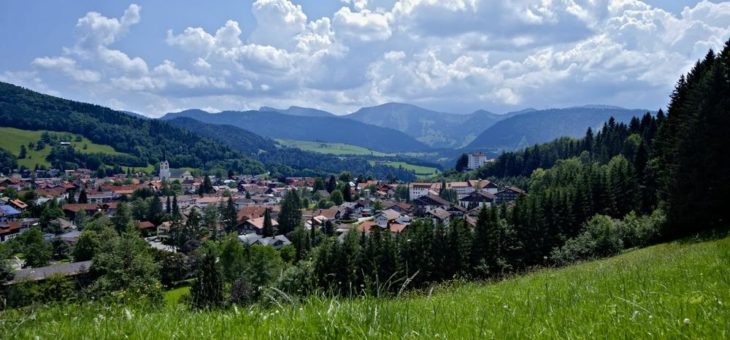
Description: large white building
xmin=467 ymin=152 xmax=488 ymax=170
xmin=159 ymin=160 xmax=171 ymax=181
xmin=409 ymin=183 xmax=433 ymax=200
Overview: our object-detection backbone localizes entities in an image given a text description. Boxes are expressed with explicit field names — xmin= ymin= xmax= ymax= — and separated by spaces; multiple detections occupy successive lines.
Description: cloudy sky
xmin=1 ymin=0 xmax=728 ymax=116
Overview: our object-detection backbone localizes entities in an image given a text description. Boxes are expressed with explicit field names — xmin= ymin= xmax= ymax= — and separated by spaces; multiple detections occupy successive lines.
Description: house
xmin=62 ymin=202 xmax=118 ymax=220
xmin=468 ymin=179 xmax=499 ymax=195
xmin=58 ymin=230 xmax=81 ymax=245
xmin=356 ymin=220 xmax=408 ymax=234
xmin=236 ymin=205 xmax=280 ymax=230
xmin=0 ymin=221 xmax=29 ymax=242
xmin=411 ymin=194 xmax=450 ymax=216
xmin=458 ymin=191 xmax=496 ymax=210
xmin=241 ymin=216 xmax=279 ymax=235
xmin=238 ymin=234 xmax=291 ymax=249
xmin=0 ymin=204 xmax=21 ymax=222
xmin=446 ymin=182 xmax=474 ymax=199
xmin=496 ymin=186 xmax=526 ymax=204
xmin=409 ymin=183 xmax=433 ymax=200
xmin=7 ymin=260 xmax=92 ymax=284
xmin=373 ymin=209 xmax=401 ymax=227
xmin=428 ymin=208 xmax=452 ymax=225
xmin=137 ymin=221 xmax=156 ymax=236
xmin=9 ymin=199 xmax=28 ymax=211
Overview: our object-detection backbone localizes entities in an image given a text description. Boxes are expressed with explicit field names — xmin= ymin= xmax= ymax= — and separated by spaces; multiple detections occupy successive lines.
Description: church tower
xmin=159 ymin=160 xmax=171 ymax=181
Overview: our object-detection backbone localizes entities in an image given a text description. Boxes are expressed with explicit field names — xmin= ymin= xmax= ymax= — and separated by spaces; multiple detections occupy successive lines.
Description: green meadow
xmin=369 ymin=160 xmax=440 ymax=177
xmin=277 ymin=139 xmax=395 ymax=157
xmin=0 ymin=127 xmax=129 ymax=168
xmin=2 ymin=234 xmax=727 ymax=339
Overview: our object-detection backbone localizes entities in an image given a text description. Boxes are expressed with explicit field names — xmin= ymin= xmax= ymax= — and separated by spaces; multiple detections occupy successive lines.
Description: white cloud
xmin=333 ymin=7 xmax=392 ymax=42
xmin=250 ymin=0 xmax=308 ymax=50
xmin=32 ymin=56 xmax=101 ymax=82
xmin=6 ymin=0 xmax=730 ymax=116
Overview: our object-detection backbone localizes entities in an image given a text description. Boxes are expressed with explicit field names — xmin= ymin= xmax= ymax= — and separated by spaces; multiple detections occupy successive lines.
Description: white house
xmin=409 ymin=183 xmax=432 ymax=200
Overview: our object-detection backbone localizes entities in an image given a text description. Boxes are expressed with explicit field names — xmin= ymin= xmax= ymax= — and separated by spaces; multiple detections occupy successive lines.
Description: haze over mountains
xmin=163 ymin=103 xmax=650 ymax=153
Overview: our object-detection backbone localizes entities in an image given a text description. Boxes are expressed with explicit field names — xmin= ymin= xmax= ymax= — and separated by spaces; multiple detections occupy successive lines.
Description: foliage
xmin=0 ymin=82 xmax=264 ymax=172
xmin=191 ymin=247 xmax=224 ymax=310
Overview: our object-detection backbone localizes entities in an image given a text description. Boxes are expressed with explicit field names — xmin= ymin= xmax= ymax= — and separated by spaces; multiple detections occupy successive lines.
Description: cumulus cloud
xmin=6 ymin=0 xmax=730 ymax=116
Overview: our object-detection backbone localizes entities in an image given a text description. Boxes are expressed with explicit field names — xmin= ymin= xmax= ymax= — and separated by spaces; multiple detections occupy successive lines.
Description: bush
xmin=551 ymin=210 xmax=666 ymax=265
xmin=276 ymin=260 xmax=316 ymax=297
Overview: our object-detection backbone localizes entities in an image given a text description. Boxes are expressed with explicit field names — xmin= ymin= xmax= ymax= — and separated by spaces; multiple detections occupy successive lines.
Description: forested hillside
xmin=162 ymin=109 xmax=431 ymax=153
xmin=466 ymin=106 xmax=648 ymax=150
xmin=166 ymin=116 xmax=428 ymax=181
xmin=0 ymin=82 xmax=264 ymax=173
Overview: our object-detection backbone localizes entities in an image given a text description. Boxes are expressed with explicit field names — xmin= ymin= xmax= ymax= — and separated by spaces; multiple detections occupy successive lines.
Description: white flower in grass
xmin=503 ymin=304 xmax=509 ymax=310
xmin=124 ymin=308 xmax=133 ymax=320
xmin=683 ymin=318 xmax=691 ymax=325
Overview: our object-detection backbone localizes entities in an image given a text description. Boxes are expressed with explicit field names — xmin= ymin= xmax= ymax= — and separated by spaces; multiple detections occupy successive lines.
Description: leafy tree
xmin=111 ymin=202 xmax=133 ymax=234
xmin=72 ymin=230 xmax=100 ymax=261
xmin=198 ymin=175 xmax=215 ymax=196
xmin=330 ymin=190 xmax=344 ymax=206
xmin=90 ymin=231 xmax=160 ymax=299
xmin=220 ymin=236 xmax=246 ymax=283
xmin=147 ymin=195 xmax=163 ymax=225
xmin=21 ymin=228 xmax=52 ymax=267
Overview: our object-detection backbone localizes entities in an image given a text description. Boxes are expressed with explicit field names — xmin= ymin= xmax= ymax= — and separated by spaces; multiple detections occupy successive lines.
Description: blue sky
xmin=1 ymin=0 xmax=728 ymax=116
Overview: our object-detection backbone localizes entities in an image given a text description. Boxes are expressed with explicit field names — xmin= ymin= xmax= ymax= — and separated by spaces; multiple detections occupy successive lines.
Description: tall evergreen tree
xmin=191 ymin=247 xmax=224 ymax=310
xmin=262 ymin=208 xmax=274 ymax=237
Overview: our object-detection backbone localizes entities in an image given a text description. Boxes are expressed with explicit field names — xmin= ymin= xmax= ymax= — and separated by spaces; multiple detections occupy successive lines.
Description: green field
xmin=277 ymin=139 xmax=394 ymax=157
xmin=3 ymin=234 xmax=727 ymax=338
xmin=0 ymin=127 xmax=129 ymax=168
xmin=370 ymin=160 xmax=440 ymax=177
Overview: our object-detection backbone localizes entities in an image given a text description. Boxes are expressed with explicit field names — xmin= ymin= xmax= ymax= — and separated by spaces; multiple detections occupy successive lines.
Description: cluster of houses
xmin=1 ymin=162 xmax=526 ymax=263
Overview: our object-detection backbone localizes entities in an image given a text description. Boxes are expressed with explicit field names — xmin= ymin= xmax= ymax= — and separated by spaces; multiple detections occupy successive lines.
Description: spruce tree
xmin=191 ymin=247 xmax=224 ymax=310
xmin=262 ymin=208 xmax=274 ymax=237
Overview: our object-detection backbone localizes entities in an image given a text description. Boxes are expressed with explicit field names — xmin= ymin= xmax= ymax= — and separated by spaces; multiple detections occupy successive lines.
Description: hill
xmin=465 ymin=106 xmax=649 ymax=151
xmin=259 ymin=106 xmax=335 ymax=117
xmin=165 ymin=117 xmax=277 ymax=157
xmin=163 ymin=116 xmax=432 ymax=181
xmin=3 ymin=234 xmax=727 ymax=338
xmin=0 ymin=82 xmax=264 ymax=173
xmin=162 ymin=109 xmax=431 ymax=153
xmin=346 ymin=103 xmax=508 ymax=148
xmin=0 ymin=127 xmax=131 ymax=169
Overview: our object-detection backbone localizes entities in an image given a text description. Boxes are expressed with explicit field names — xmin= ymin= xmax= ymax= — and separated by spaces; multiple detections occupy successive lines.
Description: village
xmin=0 ymin=159 xmax=525 ymax=282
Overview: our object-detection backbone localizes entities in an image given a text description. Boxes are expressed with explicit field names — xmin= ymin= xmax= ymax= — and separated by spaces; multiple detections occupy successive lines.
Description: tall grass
xmin=1 ymin=236 xmax=728 ymax=339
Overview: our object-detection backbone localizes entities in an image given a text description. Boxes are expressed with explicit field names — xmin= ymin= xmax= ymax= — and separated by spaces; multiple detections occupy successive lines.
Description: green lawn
xmin=277 ymin=139 xmax=394 ymax=157
xmin=3 ymin=235 xmax=727 ymax=338
xmin=370 ymin=160 xmax=440 ymax=177
xmin=0 ymin=127 xmax=129 ymax=168
xmin=164 ymin=286 xmax=191 ymax=307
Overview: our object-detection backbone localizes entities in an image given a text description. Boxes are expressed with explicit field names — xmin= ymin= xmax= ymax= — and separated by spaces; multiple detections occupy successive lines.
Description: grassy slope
xmin=277 ymin=139 xmax=395 ymax=157
xmin=369 ymin=160 xmax=440 ymax=177
xmin=1 ymin=236 xmax=728 ymax=339
xmin=0 ymin=127 xmax=128 ymax=168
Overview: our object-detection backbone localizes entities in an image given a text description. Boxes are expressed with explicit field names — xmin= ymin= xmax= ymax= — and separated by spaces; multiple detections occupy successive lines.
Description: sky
xmin=1 ymin=0 xmax=728 ymax=117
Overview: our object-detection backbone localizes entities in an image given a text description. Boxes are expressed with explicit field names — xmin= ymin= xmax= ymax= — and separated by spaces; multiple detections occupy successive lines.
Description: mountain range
xmin=345 ymin=103 xmax=507 ymax=148
xmin=161 ymin=109 xmax=431 ymax=153
xmin=464 ymin=106 xmax=651 ymax=151
xmin=163 ymin=103 xmax=650 ymax=154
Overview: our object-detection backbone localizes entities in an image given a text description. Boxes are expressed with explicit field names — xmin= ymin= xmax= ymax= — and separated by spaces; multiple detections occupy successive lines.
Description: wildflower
xmin=503 ymin=304 xmax=509 ymax=310
xmin=683 ymin=318 xmax=690 ymax=326
xmin=124 ymin=308 xmax=133 ymax=321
